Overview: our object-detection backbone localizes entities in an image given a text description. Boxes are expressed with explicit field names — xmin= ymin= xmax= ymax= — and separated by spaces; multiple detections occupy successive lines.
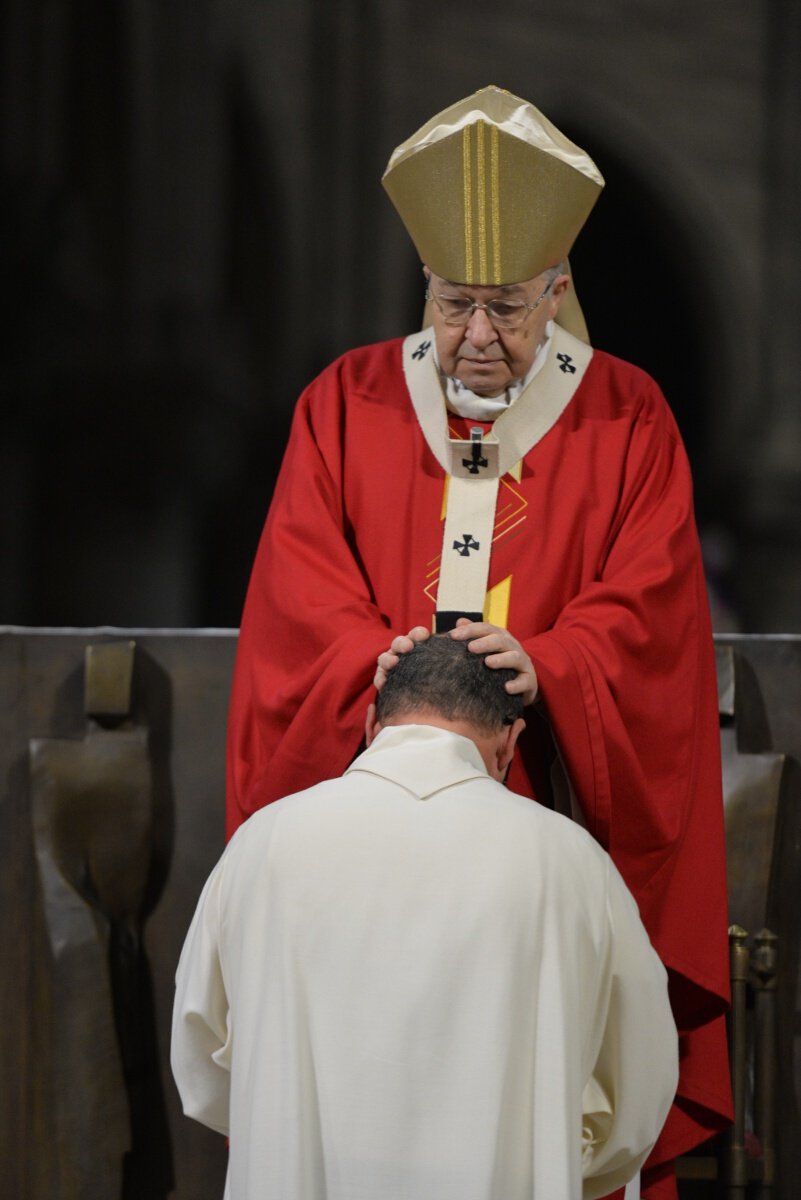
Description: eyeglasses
xmin=427 ymin=277 xmax=555 ymax=329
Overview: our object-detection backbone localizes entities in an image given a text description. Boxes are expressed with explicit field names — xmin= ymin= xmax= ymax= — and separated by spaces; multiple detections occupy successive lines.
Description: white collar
xmin=345 ymin=724 xmax=490 ymax=800
xmin=435 ymin=321 xmax=555 ymax=421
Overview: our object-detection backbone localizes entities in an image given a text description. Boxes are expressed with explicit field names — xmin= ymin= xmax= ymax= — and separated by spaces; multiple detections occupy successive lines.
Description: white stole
xmin=402 ymin=325 xmax=593 ymax=629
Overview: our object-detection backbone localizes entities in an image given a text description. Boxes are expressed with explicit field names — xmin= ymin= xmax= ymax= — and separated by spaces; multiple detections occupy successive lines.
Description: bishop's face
xmin=425 ymin=269 xmax=569 ymax=398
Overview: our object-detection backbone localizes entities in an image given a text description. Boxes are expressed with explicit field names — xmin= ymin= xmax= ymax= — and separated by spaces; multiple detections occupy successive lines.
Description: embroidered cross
xmin=462 ymin=443 xmax=489 ymax=474
xmin=453 ymin=534 xmax=480 ymax=557
xmin=557 ymin=352 xmax=576 ymax=375
xmin=412 ymin=340 xmax=431 ymax=361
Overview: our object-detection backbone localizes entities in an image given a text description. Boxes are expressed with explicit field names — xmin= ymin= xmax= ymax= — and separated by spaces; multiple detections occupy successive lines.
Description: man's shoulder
xmin=567 ymin=344 xmax=678 ymax=434
xmin=294 ymin=337 xmax=411 ymax=428
xmin=584 ymin=344 xmax=657 ymax=388
xmin=226 ymin=775 xmax=613 ymax=914
xmin=220 ymin=778 xmax=351 ymax=869
xmin=233 ymin=777 xmax=349 ymax=835
xmin=501 ymin=785 xmax=610 ymax=856
xmin=317 ymin=336 xmax=407 ymax=388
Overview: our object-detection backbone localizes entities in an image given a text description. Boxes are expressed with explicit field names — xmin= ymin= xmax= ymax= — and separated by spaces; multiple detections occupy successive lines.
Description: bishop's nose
xmin=464 ymin=306 xmax=499 ymax=348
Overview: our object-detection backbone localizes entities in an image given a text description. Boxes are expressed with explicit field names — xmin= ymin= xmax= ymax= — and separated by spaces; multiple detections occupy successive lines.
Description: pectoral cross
xmin=462 ymin=426 xmax=488 ymax=475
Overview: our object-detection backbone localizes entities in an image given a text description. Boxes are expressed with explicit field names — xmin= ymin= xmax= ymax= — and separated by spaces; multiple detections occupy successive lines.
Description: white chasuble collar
xmin=345 ymin=724 xmax=489 ymax=800
xmin=402 ymin=325 xmax=592 ymax=629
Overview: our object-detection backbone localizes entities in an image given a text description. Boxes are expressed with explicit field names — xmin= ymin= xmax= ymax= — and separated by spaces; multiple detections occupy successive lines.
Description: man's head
xmin=369 ymin=636 xmax=525 ymax=780
xmin=382 ymin=86 xmax=604 ymax=361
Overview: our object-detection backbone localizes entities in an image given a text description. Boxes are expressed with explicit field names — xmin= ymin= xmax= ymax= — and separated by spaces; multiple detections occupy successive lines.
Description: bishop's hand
xmin=374 ymin=626 xmax=431 ymax=691
xmin=450 ymin=618 xmax=539 ymax=706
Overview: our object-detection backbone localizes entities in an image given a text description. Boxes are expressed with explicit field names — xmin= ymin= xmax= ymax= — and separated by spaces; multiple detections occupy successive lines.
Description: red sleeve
xmin=519 ymin=385 xmax=732 ymax=1153
xmin=225 ymin=361 xmax=393 ymax=838
xmin=524 ymin=393 xmax=727 ymax=991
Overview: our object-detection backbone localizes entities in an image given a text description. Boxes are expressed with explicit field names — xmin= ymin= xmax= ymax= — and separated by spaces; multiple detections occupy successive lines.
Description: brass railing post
xmin=727 ymin=925 xmax=750 ymax=1198
xmin=752 ymin=928 xmax=777 ymax=1198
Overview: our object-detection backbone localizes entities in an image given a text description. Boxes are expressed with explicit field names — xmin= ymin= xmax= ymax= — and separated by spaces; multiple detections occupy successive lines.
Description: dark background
xmin=3 ymin=0 xmax=800 ymax=633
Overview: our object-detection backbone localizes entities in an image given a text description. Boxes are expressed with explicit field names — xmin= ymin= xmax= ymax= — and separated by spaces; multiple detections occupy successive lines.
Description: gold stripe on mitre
xmin=382 ymin=85 xmax=604 ymax=287
xmin=461 ymin=122 xmax=503 ymax=284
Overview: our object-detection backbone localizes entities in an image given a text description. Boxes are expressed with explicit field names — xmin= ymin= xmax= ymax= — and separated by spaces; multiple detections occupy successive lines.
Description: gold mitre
xmin=382 ymin=86 xmax=604 ymax=287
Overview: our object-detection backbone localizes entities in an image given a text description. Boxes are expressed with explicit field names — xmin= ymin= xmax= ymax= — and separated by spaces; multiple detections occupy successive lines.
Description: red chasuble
xmin=227 ymin=337 xmax=732 ymax=1171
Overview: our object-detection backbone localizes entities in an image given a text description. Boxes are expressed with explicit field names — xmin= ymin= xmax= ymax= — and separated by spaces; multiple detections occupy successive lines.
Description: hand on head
xmin=373 ymin=626 xmax=430 ymax=690
xmin=369 ymin=626 xmax=527 ymax=779
xmin=450 ymin=619 xmax=539 ymax=706
xmin=374 ymin=620 xmax=538 ymax=707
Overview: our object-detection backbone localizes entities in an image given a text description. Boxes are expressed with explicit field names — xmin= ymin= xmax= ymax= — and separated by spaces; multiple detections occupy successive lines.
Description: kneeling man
xmin=172 ymin=636 xmax=678 ymax=1199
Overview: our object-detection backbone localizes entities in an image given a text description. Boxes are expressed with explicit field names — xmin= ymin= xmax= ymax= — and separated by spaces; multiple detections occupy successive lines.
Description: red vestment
xmin=227 ymin=337 xmax=732 ymax=1175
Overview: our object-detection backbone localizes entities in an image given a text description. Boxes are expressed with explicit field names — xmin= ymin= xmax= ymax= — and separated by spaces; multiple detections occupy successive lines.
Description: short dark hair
xmin=375 ymin=635 xmax=524 ymax=735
